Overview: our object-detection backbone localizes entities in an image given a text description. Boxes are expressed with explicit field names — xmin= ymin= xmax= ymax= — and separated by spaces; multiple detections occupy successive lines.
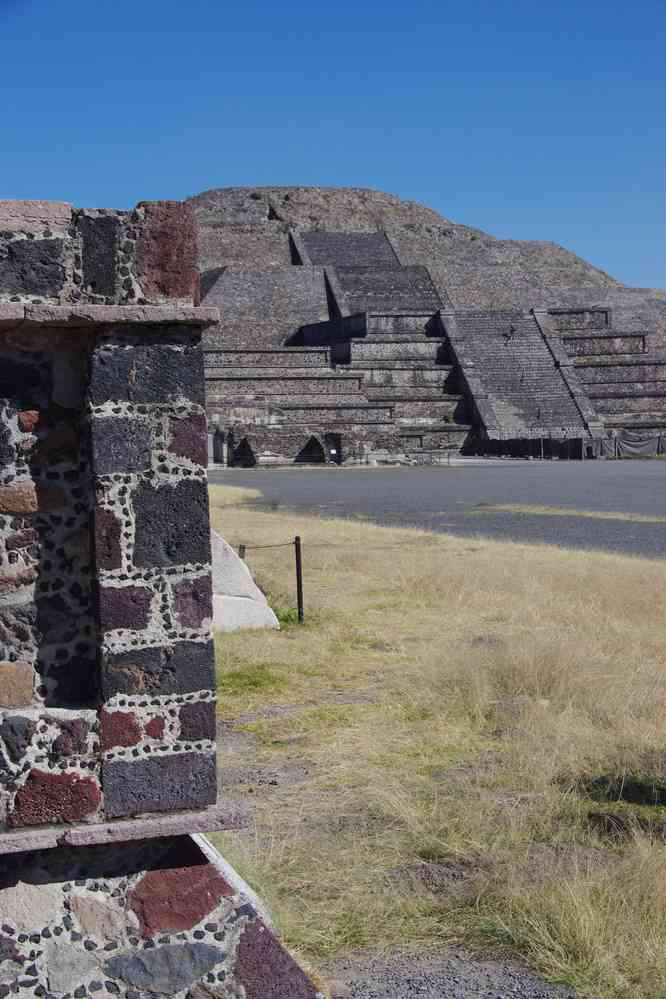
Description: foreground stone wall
xmin=0 ymin=833 xmax=321 ymax=999
xmin=0 ymin=198 xmax=320 ymax=999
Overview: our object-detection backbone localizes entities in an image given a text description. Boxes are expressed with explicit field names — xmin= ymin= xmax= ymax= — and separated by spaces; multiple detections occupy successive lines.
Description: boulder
xmin=210 ymin=531 xmax=279 ymax=633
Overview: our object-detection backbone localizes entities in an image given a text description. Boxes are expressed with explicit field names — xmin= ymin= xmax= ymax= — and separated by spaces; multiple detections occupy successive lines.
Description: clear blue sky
xmin=2 ymin=0 xmax=664 ymax=287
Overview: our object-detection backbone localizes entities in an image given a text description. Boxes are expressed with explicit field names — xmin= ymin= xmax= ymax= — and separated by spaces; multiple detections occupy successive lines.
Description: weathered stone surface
xmin=210 ymin=531 xmax=267 ymax=604
xmin=0 ymin=877 xmax=65 ymax=932
xmin=89 ymin=340 xmax=206 ymax=406
xmin=234 ymin=918 xmax=320 ymax=999
xmin=133 ymin=480 xmax=211 ymax=568
xmin=0 ymin=661 xmax=34 ymax=708
xmin=174 ymin=575 xmax=213 ymax=630
xmin=0 ymin=481 xmax=37 ymax=514
xmin=213 ymin=594 xmax=280 ymax=634
xmin=129 ymin=862 xmax=232 ymax=937
xmin=52 ymin=718 xmax=89 ymax=756
xmin=0 ymin=564 xmax=38 ymax=596
xmin=0 ymin=715 xmax=36 ymax=762
xmin=10 ymin=769 xmax=101 ymax=826
xmin=91 ymin=416 xmax=152 ymax=475
xmin=70 ymin=891 xmax=129 ymax=943
xmin=98 ymin=584 xmax=152 ymax=632
xmin=17 ymin=409 xmax=40 ymax=432
xmin=0 ymin=934 xmax=23 ymax=967
xmin=168 ymin=413 xmax=208 ymax=467
xmin=104 ymin=942 xmax=224 ymax=994
xmin=102 ymin=752 xmax=216 ymax=818
xmin=0 ymin=200 xmax=71 ymax=234
xmin=101 ymin=640 xmax=215 ymax=698
xmin=94 ymin=507 xmax=122 ymax=570
xmin=44 ymin=941 xmax=101 ymax=995
xmin=0 ymin=237 xmax=66 ymax=298
xmin=5 ymin=527 xmax=38 ymax=550
xmin=146 ymin=715 xmax=165 ymax=739
xmin=135 ymin=201 xmax=199 ymax=304
xmin=22 ymin=304 xmax=218 ymax=326
xmin=100 ymin=709 xmax=142 ymax=751
xmin=0 ymin=604 xmax=39 ymax=661
xmin=77 ymin=212 xmax=122 ymax=298
xmin=179 ymin=700 xmax=216 ymax=743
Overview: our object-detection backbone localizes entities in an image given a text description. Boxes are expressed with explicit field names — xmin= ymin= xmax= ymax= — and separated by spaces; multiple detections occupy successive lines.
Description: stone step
xmin=393 ymin=397 xmax=467 ymax=420
xmin=350 ymin=341 xmax=446 ymax=362
xmin=363 ymin=387 xmax=451 ymax=402
xmin=594 ymin=396 xmax=666 ymax=415
xmin=355 ymin=367 xmax=454 ymax=388
xmin=206 ymin=374 xmax=361 ymax=394
xmin=204 ymin=348 xmax=332 ymax=368
xmin=275 ymin=402 xmax=394 ymax=424
xmin=588 ymin=384 xmax=666 ymax=400
xmin=206 ymin=367 xmax=350 ymax=379
xmin=345 ymin=360 xmax=454 ymax=372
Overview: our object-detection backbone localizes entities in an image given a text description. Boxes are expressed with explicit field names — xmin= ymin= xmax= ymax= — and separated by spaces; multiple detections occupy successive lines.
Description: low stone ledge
xmin=21 ymin=304 xmax=220 ymax=327
xmin=0 ymin=303 xmax=26 ymax=327
xmin=0 ymin=802 xmax=246 ymax=855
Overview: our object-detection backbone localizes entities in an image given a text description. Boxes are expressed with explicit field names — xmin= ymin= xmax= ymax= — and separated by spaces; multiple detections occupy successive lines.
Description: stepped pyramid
xmin=189 ymin=186 xmax=666 ymax=463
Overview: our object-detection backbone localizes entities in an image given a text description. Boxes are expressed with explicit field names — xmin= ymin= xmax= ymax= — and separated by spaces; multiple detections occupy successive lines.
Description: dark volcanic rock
xmin=104 ymin=943 xmax=224 ymax=994
xmin=101 ymin=640 xmax=215 ymax=698
xmin=102 ymin=752 xmax=216 ymax=818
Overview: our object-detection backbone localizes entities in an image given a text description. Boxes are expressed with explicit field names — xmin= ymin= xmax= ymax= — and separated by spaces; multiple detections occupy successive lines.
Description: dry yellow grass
xmin=208 ymin=484 xmax=666 ymax=998
xmin=478 ymin=503 xmax=666 ymax=524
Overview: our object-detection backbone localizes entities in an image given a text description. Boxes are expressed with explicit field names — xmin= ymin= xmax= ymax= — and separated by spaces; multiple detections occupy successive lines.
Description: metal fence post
xmin=294 ymin=536 xmax=304 ymax=624
xmin=239 ymin=544 xmax=246 ymax=561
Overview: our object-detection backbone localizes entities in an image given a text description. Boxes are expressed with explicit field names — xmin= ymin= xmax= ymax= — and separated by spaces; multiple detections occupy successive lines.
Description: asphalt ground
xmin=208 ymin=460 xmax=666 ymax=558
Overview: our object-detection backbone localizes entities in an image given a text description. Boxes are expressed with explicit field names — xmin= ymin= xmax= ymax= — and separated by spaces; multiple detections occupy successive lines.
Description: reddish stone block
xmin=145 ymin=715 xmax=165 ymax=740
xmin=129 ymin=861 xmax=233 ymax=938
xmin=17 ymin=409 xmax=40 ymax=432
xmin=179 ymin=700 xmax=216 ymax=742
xmin=31 ymin=427 xmax=80 ymax=465
xmin=9 ymin=769 xmax=101 ymax=826
xmin=98 ymin=584 xmax=152 ymax=632
xmin=5 ymin=528 xmax=38 ymax=551
xmin=168 ymin=414 xmax=208 ymax=467
xmin=135 ymin=201 xmax=199 ymax=303
xmin=0 ymin=482 xmax=37 ymax=514
xmin=36 ymin=484 xmax=67 ymax=511
xmin=234 ymin=919 xmax=319 ymax=999
xmin=100 ymin=709 xmax=142 ymax=751
xmin=173 ymin=575 xmax=212 ymax=630
xmin=95 ymin=507 xmax=122 ymax=571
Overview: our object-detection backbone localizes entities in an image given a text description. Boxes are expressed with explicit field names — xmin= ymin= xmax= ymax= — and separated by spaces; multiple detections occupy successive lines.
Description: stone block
xmin=179 ymin=700 xmax=216 ymax=742
xmin=133 ymin=479 xmax=211 ymax=568
xmin=168 ymin=412 xmax=208 ymax=466
xmin=0 ymin=236 xmax=66 ymax=298
xmin=145 ymin=715 xmax=165 ymax=740
xmin=52 ymin=718 xmax=90 ymax=757
xmin=129 ymin=861 xmax=232 ymax=937
xmin=0 ymin=603 xmax=39 ymax=661
xmin=98 ymin=584 xmax=152 ymax=632
xmin=0 ymin=199 xmax=71 ymax=234
xmin=77 ymin=211 xmax=121 ymax=298
xmin=134 ymin=201 xmax=199 ymax=303
xmin=31 ymin=426 xmax=80 ymax=465
xmin=104 ymin=942 xmax=224 ymax=993
xmin=101 ymin=640 xmax=215 ymax=698
xmin=0 ymin=481 xmax=37 ymax=514
xmin=91 ymin=415 xmax=152 ymax=475
xmin=100 ymin=709 xmax=142 ymax=751
xmin=94 ymin=507 xmax=122 ymax=570
xmin=102 ymin=751 xmax=216 ymax=818
xmin=70 ymin=891 xmax=130 ymax=944
xmin=88 ymin=339 xmax=206 ymax=406
xmin=9 ymin=769 xmax=101 ymax=826
xmin=5 ymin=527 xmax=38 ymax=550
xmin=0 ymin=661 xmax=34 ymax=708
xmin=234 ymin=918 xmax=320 ymax=999
xmin=173 ymin=575 xmax=213 ymax=630
xmin=0 ymin=714 xmax=36 ymax=761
